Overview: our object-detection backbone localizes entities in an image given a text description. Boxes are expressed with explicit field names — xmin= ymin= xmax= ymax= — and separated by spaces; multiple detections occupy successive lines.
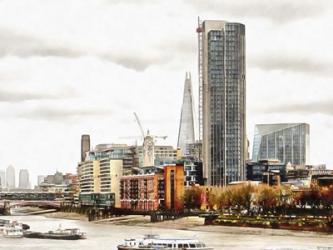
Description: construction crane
xmin=133 ymin=112 xmax=145 ymax=140
xmin=133 ymin=112 xmax=167 ymax=142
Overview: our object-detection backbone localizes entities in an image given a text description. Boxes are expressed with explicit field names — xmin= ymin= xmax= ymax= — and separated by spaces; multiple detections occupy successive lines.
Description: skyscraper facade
xmin=177 ymin=72 xmax=195 ymax=156
xmin=0 ymin=170 xmax=5 ymax=188
xmin=6 ymin=165 xmax=15 ymax=189
xmin=198 ymin=20 xmax=246 ymax=186
xmin=252 ymin=123 xmax=310 ymax=165
xmin=19 ymin=169 xmax=30 ymax=189
xmin=81 ymin=134 xmax=90 ymax=162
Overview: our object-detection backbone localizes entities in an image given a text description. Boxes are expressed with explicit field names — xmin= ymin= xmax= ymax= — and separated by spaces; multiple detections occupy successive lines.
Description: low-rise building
xmin=184 ymin=161 xmax=204 ymax=187
xmin=120 ymin=164 xmax=184 ymax=211
xmin=136 ymin=145 xmax=178 ymax=168
xmin=246 ymin=159 xmax=287 ymax=185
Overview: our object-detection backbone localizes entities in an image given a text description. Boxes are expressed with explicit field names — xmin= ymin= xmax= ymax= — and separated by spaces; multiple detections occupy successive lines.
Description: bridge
xmin=0 ymin=192 xmax=61 ymax=214
xmin=0 ymin=200 xmax=61 ymax=208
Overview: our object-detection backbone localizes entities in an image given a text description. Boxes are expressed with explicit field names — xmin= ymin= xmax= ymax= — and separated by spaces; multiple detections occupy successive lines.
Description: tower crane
xmin=133 ymin=112 xmax=145 ymax=140
xmin=132 ymin=112 xmax=168 ymax=168
xmin=133 ymin=112 xmax=167 ymax=142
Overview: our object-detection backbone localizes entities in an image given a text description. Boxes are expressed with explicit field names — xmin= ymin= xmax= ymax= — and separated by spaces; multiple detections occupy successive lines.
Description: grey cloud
xmin=185 ymin=0 xmax=329 ymax=23
xmin=100 ymin=52 xmax=172 ymax=71
xmin=0 ymin=28 xmax=82 ymax=58
xmin=258 ymin=100 xmax=333 ymax=116
xmin=0 ymin=89 xmax=67 ymax=103
xmin=0 ymin=28 xmax=169 ymax=71
xmin=17 ymin=107 xmax=113 ymax=120
xmin=251 ymin=55 xmax=332 ymax=77
xmin=100 ymin=54 xmax=159 ymax=71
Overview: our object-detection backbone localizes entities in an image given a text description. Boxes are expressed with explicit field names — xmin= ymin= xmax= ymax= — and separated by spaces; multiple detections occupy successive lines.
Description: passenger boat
xmin=2 ymin=222 xmax=24 ymax=238
xmin=24 ymin=227 xmax=86 ymax=240
xmin=117 ymin=235 xmax=213 ymax=250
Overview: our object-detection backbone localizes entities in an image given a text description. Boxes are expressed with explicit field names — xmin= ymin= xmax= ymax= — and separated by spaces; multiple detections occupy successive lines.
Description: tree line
xmin=184 ymin=184 xmax=333 ymax=215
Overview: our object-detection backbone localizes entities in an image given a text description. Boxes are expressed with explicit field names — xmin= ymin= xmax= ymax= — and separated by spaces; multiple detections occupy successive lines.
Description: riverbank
xmin=43 ymin=211 xmax=205 ymax=229
xmin=208 ymin=214 xmax=333 ymax=233
xmin=95 ymin=215 xmax=205 ymax=229
xmin=42 ymin=211 xmax=333 ymax=233
xmin=44 ymin=211 xmax=88 ymax=221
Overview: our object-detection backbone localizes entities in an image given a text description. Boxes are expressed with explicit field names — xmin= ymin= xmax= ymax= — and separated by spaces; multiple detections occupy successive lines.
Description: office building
xmin=18 ymin=169 xmax=30 ymax=189
xmin=136 ymin=145 xmax=178 ymax=168
xmin=37 ymin=175 xmax=45 ymax=186
xmin=198 ymin=20 xmax=246 ymax=186
xmin=246 ymin=159 xmax=287 ymax=185
xmin=88 ymin=144 xmax=139 ymax=175
xmin=184 ymin=161 xmax=204 ymax=187
xmin=81 ymin=134 xmax=90 ymax=162
xmin=43 ymin=171 xmax=64 ymax=185
xmin=6 ymin=165 xmax=15 ymax=189
xmin=252 ymin=123 xmax=310 ymax=165
xmin=177 ymin=72 xmax=196 ymax=157
xmin=0 ymin=170 xmax=5 ymax=188
xmin=78 ymin=156 xmax=123 ymax=207
xmin=186 ymin=142 xmax=202 ymax=162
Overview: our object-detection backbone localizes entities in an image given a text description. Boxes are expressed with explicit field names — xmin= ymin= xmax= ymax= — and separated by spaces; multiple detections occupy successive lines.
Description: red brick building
xmin=164 ymin=165 xmax=184 ymax=210
xmin=120 ymin=164 xmax=184 ymax=211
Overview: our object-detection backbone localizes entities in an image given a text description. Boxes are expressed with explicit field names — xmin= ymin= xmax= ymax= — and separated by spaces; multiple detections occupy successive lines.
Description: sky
xmin=0 ymin=0 xmax=332 ymax=186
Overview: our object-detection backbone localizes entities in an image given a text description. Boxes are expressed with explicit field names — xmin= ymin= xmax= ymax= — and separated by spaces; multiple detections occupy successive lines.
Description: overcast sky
xmin=0 ymin=0 xmax=332 ymax=185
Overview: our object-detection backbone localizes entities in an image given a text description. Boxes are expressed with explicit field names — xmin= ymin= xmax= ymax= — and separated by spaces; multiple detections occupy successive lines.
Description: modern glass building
xmin=177 ymin=72 xmax=195 ymax=157
xmin=6 ymin=165 xmax=15 ymax=189
xmin=199 ymin=20 xmax=246 ymax=186
xmin=19 ymin=169 xmax=30 ymax=189
xmin=252 ymin=123 xmax=310 ymax=165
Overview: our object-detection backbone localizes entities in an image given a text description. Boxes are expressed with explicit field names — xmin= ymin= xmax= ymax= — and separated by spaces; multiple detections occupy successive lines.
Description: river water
xmin=0 ymin=215 xmax=332 ymax=250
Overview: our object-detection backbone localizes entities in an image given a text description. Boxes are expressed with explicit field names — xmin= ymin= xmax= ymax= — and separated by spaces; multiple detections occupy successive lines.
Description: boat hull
xmin=117 ymin=246 xmax=213 ymax=250
xmin=118 ymin=247 xmax=155 ymax=250
xmin=24 ymin=231 xmax=86 ymax=240
xmin=3 ymin=235 xmax=23 ymax=238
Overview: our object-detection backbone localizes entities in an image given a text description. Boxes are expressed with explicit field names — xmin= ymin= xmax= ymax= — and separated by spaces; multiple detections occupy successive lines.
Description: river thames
xmin=0 ymin=215 xmax=332 ymax=250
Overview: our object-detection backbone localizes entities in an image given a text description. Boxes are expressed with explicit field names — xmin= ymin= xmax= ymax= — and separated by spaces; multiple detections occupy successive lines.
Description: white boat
xmin=2 ymin=221 xmax=23 ymax=238
xmin=117 ymin=235 xmax=213 ymax=250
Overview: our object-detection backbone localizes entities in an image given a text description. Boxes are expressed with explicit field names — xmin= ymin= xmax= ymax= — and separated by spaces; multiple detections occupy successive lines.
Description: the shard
xmin=177 ymin=72 xmax=195 ymax=156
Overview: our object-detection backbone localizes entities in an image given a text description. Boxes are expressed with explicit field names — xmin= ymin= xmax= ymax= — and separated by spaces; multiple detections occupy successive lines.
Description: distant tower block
xmin=19 ymin=169 xmax=30 ymax=189
xmin=177 ymin=72 xmax=195 ymax=156
xmin=6 ymin=165 xmax=15 ymax=189
xmin=81 ymin=134 xmax=90 ymax=162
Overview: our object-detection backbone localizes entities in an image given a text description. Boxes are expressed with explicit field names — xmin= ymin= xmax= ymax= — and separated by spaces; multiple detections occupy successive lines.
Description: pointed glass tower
xmin=177 ymin=72 xmax=195 ymax=156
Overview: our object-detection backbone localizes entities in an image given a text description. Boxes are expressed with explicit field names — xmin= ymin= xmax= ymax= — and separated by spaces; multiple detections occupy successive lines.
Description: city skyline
xmin=0 ymin=0 xmax=332 ymax=183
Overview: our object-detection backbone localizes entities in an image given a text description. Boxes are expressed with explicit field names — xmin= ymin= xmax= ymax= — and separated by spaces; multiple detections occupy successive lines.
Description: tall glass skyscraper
xmin=252 ymin=123 xmax=310 ymax=165
xmin=6 ymin=165 xmax=15 ymax=189
xmin=199 ymin=20 xmax=246 ymax=186
xmin=177 ymin=72 xmax=195 ymax=156
xmin=19 ymin=169 xmax=30 ymax=189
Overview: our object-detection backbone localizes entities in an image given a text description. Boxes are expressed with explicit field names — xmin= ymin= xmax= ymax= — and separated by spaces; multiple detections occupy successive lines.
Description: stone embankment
xmin=206 ymin=214 xmax=333 ymax=232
